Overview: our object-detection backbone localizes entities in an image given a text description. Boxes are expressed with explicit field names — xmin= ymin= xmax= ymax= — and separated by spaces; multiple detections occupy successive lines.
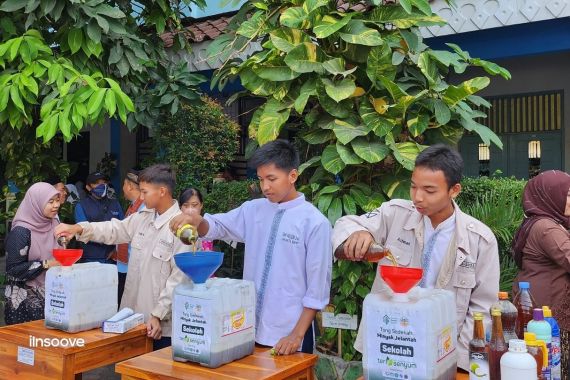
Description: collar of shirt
xmin=266 ymin=192 xmax=306 ymax=210
xmin=152 ymin=201 xmax=179 ymax=229
xmin=423 ymin=210 xmax=456 ymax=238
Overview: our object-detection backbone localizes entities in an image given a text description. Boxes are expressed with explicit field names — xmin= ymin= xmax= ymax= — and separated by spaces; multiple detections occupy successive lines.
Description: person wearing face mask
xmin=74 ymin=172 xmax=124 ymax=263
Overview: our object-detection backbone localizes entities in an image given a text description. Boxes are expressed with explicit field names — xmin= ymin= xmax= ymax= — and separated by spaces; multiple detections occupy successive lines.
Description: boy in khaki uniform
xmin=332 ymin=145 xmax=499 ymax=371
xmin=55 ymin=164 xmax=186 ymax=350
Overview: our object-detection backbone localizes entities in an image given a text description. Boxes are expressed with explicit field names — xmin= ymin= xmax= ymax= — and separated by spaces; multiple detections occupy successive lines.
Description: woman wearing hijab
xmin=4 ymin=182 xmax=62 ymax=325
xmin=511 ymin=170 xmax=570 ymax=378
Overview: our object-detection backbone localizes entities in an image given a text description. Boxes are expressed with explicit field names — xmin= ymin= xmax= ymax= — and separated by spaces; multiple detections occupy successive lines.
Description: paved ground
xmin=0 ymin=254 xmax=120 ymax=379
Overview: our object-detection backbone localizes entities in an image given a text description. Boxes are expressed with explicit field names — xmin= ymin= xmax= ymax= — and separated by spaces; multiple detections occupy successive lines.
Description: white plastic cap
xmin=508 ymin=339 xmax=528 ymax=353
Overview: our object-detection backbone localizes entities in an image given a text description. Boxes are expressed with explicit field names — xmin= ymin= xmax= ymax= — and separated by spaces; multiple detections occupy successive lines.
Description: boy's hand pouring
xmin=170 ymin=210 xmax=205 ymax=235
xmin=54 ymin=223 xmax=83 ymax=240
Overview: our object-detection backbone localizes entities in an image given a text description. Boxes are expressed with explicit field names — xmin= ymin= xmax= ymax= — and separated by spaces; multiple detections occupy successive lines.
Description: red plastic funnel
xmin=53 ymin=249 xmax=83 ymax=266
xmin=380 ymin=265 xmax=423 ymax=294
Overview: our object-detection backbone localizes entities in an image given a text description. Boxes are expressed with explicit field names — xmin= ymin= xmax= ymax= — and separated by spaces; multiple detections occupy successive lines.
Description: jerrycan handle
xmin=537 ymin=340 xmax=548 ymax=370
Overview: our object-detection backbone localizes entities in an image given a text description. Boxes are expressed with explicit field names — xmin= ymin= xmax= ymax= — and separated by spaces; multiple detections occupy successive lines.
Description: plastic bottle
xmin=500 ymin=339 xmax=537 ymax=380
xmin=524 ymin=332 xmax=547 ymax=380
xmin=491 ymin=292 xmax=520 ymax=343
xmin=470 ymin=312 xmax=490 ymax=380
xmin=490 ymin=308 xmax=509 ymax=380
xmin=528 ymin=308 xmax=552 ymax=380
xmin=513 ymin=282 xmax=536 ymax=338
xmin=542 ymin=306 xmax=561 ymax=380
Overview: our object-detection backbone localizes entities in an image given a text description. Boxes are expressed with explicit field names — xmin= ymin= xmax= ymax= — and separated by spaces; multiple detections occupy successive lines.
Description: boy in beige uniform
xmin=55 ymin=165 xmax=186 ymax=350
xmin=332 ymin=145 xmax=499 ymax=371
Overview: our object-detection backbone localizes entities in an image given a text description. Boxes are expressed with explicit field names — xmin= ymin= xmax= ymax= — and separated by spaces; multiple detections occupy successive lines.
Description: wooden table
xmin=116 ymin=346 xmax=318 ymax=380
xmin=0 ymin=319 xmax=152 ymax=380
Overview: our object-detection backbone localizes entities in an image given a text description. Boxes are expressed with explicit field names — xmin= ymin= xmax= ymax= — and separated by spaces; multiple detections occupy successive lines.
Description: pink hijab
xmin=11 ymin=182 xmax=60 ymax=287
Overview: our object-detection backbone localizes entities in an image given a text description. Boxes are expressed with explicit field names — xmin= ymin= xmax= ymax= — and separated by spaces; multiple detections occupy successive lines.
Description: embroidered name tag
xmin=459 ymin=260 xmax=476 ymax=270
xmin=281 ymin=232 xmax=300 ymax=245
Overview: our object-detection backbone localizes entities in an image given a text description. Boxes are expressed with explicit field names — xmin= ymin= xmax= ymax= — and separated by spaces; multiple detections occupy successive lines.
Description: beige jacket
xmin=332 ymin=199 xmax=499 ymax=371
xmin=77 ymin=202 xmax=187 ymax=337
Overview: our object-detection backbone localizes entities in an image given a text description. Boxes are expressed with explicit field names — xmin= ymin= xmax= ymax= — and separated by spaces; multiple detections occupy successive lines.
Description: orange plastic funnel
xmin=52 ymin=249 xmax=83 ymax=266
xmin=380 ymin=265 xmax=423 ymax=294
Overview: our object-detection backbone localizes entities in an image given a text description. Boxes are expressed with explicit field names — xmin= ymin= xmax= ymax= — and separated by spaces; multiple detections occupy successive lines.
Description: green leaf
xmin=327 ymin=198 xmax=343 ymax=224
xmin=236 ymin=11 xmax=265 ymax=39
xmin=321 ymin=144 xmax=346 ymax=175
xmin=428 ymin=50 xmax=466 ymax=73
xmin=20 ymin=75 xmax=38 ymax=96
xmin=303 ymin=0 xmax=329 ymax=13
xmin=108 ymin=44 xmax=123 ymax=65
xmin=407 ymin=113 xmax=429 ymax=137
xmin=318 ymin=185 xmax=341 ymax=196
xmin=95 ymin=4 xmax=125 ymax=18
xmin=240 ymin=68 xmax=285 ymax=97
xmin=294 ymin=77 xmax=317 ymax=114
xmin=366 ymin=44 xmax=395 ymax=83
xmin=351 ymin=137 xmax=390 ymax=163
xmin=332 ymin=119 xmax=369 ymax=145
xmin=339 ymin=20 xmax=383 ymax=46
xmin=299 ymin=156 xmax=321 ymax=175
xmin=280 ymin=7 xmax=310 ymax=29
xmin=470 ymin=58 xmax=512 ymax=80
xmin=460 ymin=117 xmax=503 ymax=149
xmin=9 ymin=37 xmax=21 ymax=61
xmin=322 ymin=57 xmax=357 ymax=77
xmin=116 ymin=90 xmax=134 ymax=112
xmin=337 ymin=142 xmax=364 ymax=165
xmin=68 ymin=28 xmax=83 ymax=54
xmin=0 ymin=0 xmax=26 ymax=12
xmin=342 ymin=194 xmax=357 ymax=215
xmin=317 ymin=194 xmax=333 ymax=214
xmin=355 ymin=284 xmax=370 ymax=298
xmin=322 ymin=78 xmax=356 ymax=103
xmin=86 ymin=19 xmax=102 ymax=44
xmin=253 ymin=60 xmax=301 ymax=81
xmin=433 ymin=99 xmax=451 ymax=125
xmin=258 ymin=99 xmax=291 ymax=145
xmin=391 ymin=142 xmax=423 ymax=171
xmin=443 ymin=77 xmax=490 ymax=107
xmin=270 ymin=28 xmax=310 ymax=53
xmin=95 ymin=16 xmax=110 ymax=33
xmin=0 ymin=86 xmax=10 ymax=111
xmin=313 ymin=14 xmax=353 ymax=38
xmin=370 ymin=6 xmax=446 ymax=28
xmin=284 ymin=42 xmax=325 ymax=74
xmin=418 ymin=52 xmax=438 ymax=85
xmin=301 ymin=128 xmax=334 ymax=144
xmin=359 ymin=98 xmax=394 ymax=137
xmin=87 ymin=88 xmax=106 ymax=115
xmin=316 ymin=81 xmax=351 ymax=119
xmin=9 ymin=86 xmax=25 ymax=114
xmin=104 ymin=88 xmax=116 ymax=116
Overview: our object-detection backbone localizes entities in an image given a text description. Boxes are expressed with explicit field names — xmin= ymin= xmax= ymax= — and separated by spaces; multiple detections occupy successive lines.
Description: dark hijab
xmin=511 ymin=170 xmax=570 ymax=268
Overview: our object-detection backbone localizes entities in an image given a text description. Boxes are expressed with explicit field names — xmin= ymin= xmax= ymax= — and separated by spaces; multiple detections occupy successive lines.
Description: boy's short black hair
xmin=45 ymin=176 xmax=63 ymax=185
xmin=249 ymin=139 xmax=300 ymax=172
xmin=179 ymin=187 xmax=203 ymax=205
xmin=414 ymin=144 xmax=463 ymax=188
xmin=139 ymin=164 xmax=176 ymax=195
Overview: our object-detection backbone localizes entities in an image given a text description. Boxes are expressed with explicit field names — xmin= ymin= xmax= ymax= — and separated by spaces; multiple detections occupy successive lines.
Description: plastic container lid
xmin=524 ymin=332 xmax=537 ymax=343
xmin=542 ymin=306 xmax=552 ymax=318
xmin=532 ymin=308 xmax=544 ymax=321
xmin=498 ymin=291 xmax=509 ymax=300
xmin=519 ymin=281 xmax=530 ymax=289
xmin=509 ymin=339 xmax=528 ymax=353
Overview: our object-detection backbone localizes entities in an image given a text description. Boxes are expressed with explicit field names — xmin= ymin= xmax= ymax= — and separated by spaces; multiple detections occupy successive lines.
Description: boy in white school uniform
xmin=170 ymin=140 xmax=332 ymax=355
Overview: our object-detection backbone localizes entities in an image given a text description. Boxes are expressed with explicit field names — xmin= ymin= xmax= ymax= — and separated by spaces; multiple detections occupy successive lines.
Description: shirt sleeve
xmin=5 ymin=227 xmax=44 ymax=282
xmin=332 ymin=202 xmax=392 ymax=251
xmin=151 ymin=238 xmax=187 ymax=321
xmin=303 ymin=219 xmax=333 ymax=310
xmin=74 ymin=203 xmax=87 ymax=223
xmin=202 ymin=202 xmax=249 ymax=243
xmin=537 ymin=223 xmax=570 ymax=272
xmin=77 ymin=213 xmax=140 ymax=245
